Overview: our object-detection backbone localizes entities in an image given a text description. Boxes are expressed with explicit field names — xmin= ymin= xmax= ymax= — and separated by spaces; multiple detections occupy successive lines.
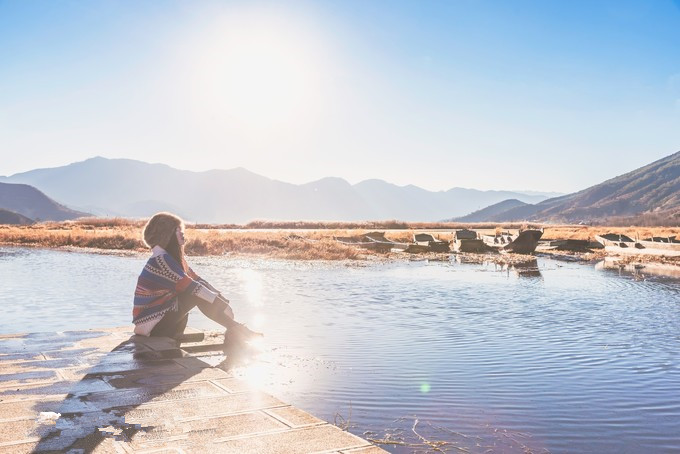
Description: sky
xmin=1 ymin=0 xmax=679 ymax=193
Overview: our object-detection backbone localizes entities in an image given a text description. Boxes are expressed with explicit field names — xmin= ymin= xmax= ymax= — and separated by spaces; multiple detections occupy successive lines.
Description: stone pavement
xmin=0 ymin=327 xmax=385 ymax=453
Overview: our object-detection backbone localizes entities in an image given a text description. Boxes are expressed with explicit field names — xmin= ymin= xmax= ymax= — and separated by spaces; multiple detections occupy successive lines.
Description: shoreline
xmin=1 ymin=220 xmax=679 ymax=271
xmin=3 ymin=241 xmax=680 ymax=278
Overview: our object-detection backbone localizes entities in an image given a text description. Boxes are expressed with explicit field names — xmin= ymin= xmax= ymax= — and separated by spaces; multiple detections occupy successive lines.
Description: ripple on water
xmin=1 ymin=248 xmax=680 ymax=453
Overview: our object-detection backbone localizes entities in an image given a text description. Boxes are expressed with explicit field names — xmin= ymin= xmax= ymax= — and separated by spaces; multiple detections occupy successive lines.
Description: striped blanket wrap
xmin=132 ymin=253 xmax=211 ymax=326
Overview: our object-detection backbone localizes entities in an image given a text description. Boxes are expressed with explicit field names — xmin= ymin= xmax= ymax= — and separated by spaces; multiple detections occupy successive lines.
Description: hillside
xmin=0 ymin=182 xmax=89 ymax=222
xmin=0 ymin=208 xmax=34 ymax=225
xmin=477 ymin=151 xmax=680 ymax=222
xmin=451 ymin=199 xmax=529 ymax=222
xmin=1 ymin=157 xmax=550 ymax=223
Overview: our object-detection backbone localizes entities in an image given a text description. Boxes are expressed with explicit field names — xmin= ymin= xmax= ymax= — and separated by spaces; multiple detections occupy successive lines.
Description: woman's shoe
xmin=224 ymin=323 xmax=263 ymax=347
xmin=230 ymin=323 xmax=263 ymax=340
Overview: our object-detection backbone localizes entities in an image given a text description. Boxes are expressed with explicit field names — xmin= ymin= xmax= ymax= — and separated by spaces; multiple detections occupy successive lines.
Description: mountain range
xmin=0 ymin=182 xmax=88 ymax=222
xmin=456 ymin=151 xmax=680 ymax=222
xmin=2 ymin=151 xmax=677 ymax=224
xmin=452 ymin=199 xmax=530 ymax=223
xmin=0 ymin=157 xmax=552 ymax=223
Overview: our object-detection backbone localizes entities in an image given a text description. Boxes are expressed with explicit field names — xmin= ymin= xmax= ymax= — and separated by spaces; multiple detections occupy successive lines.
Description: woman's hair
xmin=143 ymin=212 xmax=188 ymax=271
xmin=164 ymin=229 xmax=187 ymax=272
xmin=143 ymin=212 xmax=183 ymax=248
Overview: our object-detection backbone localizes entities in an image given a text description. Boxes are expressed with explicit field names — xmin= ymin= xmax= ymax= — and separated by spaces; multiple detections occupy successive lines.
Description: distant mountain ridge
xmin=0 ymin=157 xmax=551 ymax=223
xmin=0 ymin=182 xmax=89 ymax=222
xmin=0 ymin=208 xmax=34 ymax=225
xmin=452 ymin=199 xmax=529 ymax=222
xmin=466 ymin=151 xmax=680 ymax=222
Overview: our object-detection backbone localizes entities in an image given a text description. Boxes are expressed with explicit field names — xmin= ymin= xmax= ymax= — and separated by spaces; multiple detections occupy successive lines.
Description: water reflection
xmin=510 ymin=259 xmax=542 ymax=278
xmin=451 ymin=255 xmax=542 ymax=278
xmin=238 ymin=268 xmax=264 ymax=306
xmin=596 ymin=257 xmax=680 ymax=279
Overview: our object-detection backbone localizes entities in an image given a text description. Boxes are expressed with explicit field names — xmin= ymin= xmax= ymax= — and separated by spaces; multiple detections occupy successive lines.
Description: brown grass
xmin=193 ymin=220 xmax=540 ymax=231
xmin=182 ymin=230 xmax=362 ymax=260
xmin=541 ymin=225 xmax=680 ymax=241
xmin=72 ymin=217 xmax=146 ymax=228
xmin=243 ymin=220 xmax=411 ymax=229
xmin=0 ymin=223 xmax=144 ymax=250
xmin=0 ymin=223 xmax=367 ymax=260
xmin=1 ymin=218 xmax=678 ymax=262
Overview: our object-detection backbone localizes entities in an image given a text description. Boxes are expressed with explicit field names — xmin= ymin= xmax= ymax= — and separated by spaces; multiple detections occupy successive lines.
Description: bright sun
xmin=190 ymin=11 xmax=323 ymax=136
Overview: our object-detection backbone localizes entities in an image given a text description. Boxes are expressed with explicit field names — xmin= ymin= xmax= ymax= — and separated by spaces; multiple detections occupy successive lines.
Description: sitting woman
xmin=133 ymin=212 xmax=260 ymax=343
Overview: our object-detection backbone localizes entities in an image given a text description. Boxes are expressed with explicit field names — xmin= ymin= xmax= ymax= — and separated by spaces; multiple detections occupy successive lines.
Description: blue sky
xmin=1 ymin=0 xmax=679 ymax=193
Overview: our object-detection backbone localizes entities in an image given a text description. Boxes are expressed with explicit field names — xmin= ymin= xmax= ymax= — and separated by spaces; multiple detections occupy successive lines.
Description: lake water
xmin=1 ymin=246 xmax=679 ymax=453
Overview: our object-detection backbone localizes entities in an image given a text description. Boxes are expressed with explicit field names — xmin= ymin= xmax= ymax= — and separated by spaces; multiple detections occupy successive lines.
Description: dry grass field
xmin=0 ymin=218 xmax=678 ymax=262
xmin=541 ymin=225 xmax=680 ymax=241
xmin=0 ymin=220 xmax=360 ymax=260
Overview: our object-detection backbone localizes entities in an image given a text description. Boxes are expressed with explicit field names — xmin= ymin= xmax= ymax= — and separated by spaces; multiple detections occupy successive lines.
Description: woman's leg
xmin=192 ymin=293 xmax=237 ymax=328
xmin=149 ymin=295 xmax=197 ymax=339
xmin=151 ymin=292 xmax=258 ymax=341
xmin=192 ymin=294 xmax=263 ymax=344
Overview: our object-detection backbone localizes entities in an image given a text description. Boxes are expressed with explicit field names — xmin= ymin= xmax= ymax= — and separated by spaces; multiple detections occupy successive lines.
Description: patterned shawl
xmin=132 ymin=253 xmax=208 ymax=326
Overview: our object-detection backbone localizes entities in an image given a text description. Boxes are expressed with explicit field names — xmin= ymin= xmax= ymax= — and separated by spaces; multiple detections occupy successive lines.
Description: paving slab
xmin=210 ymin=424 xmax=371 ymax=453
xmin=127 ymin=392 xmax=287 ymax=421
xmin=0 ymin=327 xmax=385 ymax=454
xmin=0 ymin=435 xmax=127 ymax=453
xmin=341 ymin=446 xmax=390 ymax=454
xmin=0 ymin=395 xmax=68 ymax=422
xmin=124 ymin=411 xmax=288 ymax=451
xmin=0 ymin=377 xmax=114 ymax=398
xmin=265 ymin=406 xmax=325 ymax=428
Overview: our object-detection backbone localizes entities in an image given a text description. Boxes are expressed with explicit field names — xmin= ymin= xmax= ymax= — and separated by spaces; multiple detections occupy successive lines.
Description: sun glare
xmin=190 ymin=11 xmax=324 ymax=137
xmin=239 ymin=268 xmax=263 ymax=306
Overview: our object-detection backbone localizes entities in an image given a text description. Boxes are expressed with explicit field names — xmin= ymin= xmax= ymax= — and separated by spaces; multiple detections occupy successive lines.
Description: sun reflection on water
xmin=238 ymin=268 xmax=264 ymax=307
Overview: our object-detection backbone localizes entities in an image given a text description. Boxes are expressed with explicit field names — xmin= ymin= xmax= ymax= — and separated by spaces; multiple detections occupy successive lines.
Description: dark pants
xmin=150 ymin=292 xmax=234 ymax=339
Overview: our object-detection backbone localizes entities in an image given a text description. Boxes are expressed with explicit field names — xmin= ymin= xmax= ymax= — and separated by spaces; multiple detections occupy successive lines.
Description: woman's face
xmin=175 ymin=226 xmax=185 ymax=246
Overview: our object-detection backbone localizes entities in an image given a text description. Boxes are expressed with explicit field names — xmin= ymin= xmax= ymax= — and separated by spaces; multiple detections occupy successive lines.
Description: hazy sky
xmin=1 ymin=0 xmax=679 ymax=193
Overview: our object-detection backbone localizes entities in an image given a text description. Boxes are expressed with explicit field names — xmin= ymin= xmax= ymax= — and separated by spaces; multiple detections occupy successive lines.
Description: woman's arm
xmin=186 ymin=265 xmax=234 ymax=318
xmin=185 ymin=264 xmax=259 ymax=336
xmin=187 ymin=266 xmax=221 ymax=294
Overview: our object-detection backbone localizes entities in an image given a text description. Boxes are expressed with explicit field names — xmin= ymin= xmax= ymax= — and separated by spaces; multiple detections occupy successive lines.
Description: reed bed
xmin=183 ymin=230 xmax=362 ymax=260
xmin=0 ymin=224 xmax=367 ymax=260
xmin=1 ymin=219 xmax=678 ymax=261
xmin=0 ymin=223 xmax=143 ymax=250
xmin=541 ymin=225 xmax=680 ymax=241
xmin=190 ymin=220 xmax=542 ymax=231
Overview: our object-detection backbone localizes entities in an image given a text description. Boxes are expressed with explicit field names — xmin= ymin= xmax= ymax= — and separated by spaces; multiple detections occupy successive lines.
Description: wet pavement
xmin=0 ymin=327 xmax=384 ymax=453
